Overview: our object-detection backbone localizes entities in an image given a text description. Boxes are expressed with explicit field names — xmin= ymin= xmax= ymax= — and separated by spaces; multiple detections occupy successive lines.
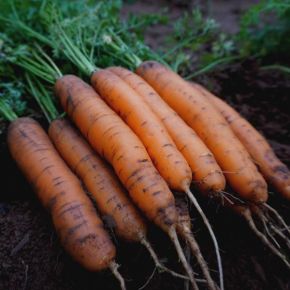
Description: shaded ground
xmin=1 ymin=1 xmax=290 ymax=290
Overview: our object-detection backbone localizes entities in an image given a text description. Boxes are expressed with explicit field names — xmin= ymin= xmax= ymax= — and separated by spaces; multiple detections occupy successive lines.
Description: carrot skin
xmin=54 ymin=75 xmax=177 ymax=232
xmin=90 ymin=69 xmax=192 ymax=192
xmin=49 ymin=118 xmax=147 ymax=242
xmin=108 ymin=66 xmax=226 ymax=195
xmin=8 ymin=117 xmax=116 ymax=271
xmin=198 ymin=86 xmax=290 ymax=200
xmin=136 ymin=61 xmax=268 ymax=204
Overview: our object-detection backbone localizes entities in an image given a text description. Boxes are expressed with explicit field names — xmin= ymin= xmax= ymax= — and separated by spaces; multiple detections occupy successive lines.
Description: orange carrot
xmin=6 ymin=116 xmax=126 ymax=289
xmin=108 ymin=66 xmax=226 ymax=195
xmin=136 ymin=61 xmax=268 ymax=204
xmin=195 ymin=84 xmax=290 ymax=200
xmin=91 ymin=68 xmax=192 ymax=192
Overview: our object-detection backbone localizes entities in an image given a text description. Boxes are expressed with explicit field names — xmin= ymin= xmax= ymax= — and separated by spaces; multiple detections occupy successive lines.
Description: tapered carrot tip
xmin=60 ymin=229 xmax=117 ymax=272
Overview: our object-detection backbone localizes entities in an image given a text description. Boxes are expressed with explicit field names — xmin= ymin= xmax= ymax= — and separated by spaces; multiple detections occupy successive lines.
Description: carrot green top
xmin=26 ymin=74 xmax=60 ymax=123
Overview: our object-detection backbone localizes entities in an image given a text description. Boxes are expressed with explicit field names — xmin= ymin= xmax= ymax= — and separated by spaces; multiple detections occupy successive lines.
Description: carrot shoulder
xmin=109 ymin=66 xmax=226 ymax=195
xmin=54 ymin=75 xmax=176 ymax=232
xmin=136 ymin=61 xmax=268 ymax=204
xmin=90 ymin=68 xmax=192 ymax=192
xmin=198 ymin=85 xmax=290 ymax=200
xmin=7 ymin=117 xmax=115 ymax=271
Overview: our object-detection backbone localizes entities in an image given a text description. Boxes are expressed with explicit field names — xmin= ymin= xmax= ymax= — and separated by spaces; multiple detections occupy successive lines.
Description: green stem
xmin=16 ymin=47 xmax=63 ymax=85
xmin=163 ymin=35 xmax=197 ymax=59
xmin=18 ymin=58 xmax=56 ymax=84
xmin=260 ymin=64 xmax=290 ymax=74
xmin=0 ymin=16 xmax=51 ymax=46
xmin=57 ymin=24 xmax=97 ymax=76
xmin=185 ymin=55 xmax=241 ymax=79
xmin=26 ymin=74 xmax=59 ymax=123
xmin=102 ymin=30 xmax=168 ymax=68
xmin=0 ymin=99 xmax=18 ymax=121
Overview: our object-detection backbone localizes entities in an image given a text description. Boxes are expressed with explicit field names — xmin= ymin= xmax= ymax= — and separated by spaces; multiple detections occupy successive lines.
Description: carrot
xmin=194 ymin=83 xmax=290 ymax=200
xmin=26 ymin=76 xmax=186 ymax=279
xmin=136 ymin=61 xmax=268 ymax=204
xmin=0 ymin=104 xmax=126 ymax=288
xmin=108 ymin=66 xmax=226 ymax=195
xmin=8 ymin=117 xmax=117 ymax=270
xmin=91 ymin=68 xmax=192 ymax=192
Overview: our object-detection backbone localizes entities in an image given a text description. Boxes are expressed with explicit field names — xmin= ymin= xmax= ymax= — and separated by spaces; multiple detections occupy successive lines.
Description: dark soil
xmin=1 ymin=1 xmax=290 ymax=290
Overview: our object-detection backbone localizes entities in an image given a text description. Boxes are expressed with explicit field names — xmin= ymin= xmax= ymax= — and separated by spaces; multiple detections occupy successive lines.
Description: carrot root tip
xmin=181 ymin=229 xmax=217 ymax=290
xmin=140 ymin=236 xmax=189 ymax=280
xmin=243 ymin=211 xmax=290 ymax=270
xmin=168 ymin=226 xmax=199 ymax=290
xmin=185 ymin=188 xmax=224 ymax=290
xmin=109 ymin=261 xmax=126 ymax=290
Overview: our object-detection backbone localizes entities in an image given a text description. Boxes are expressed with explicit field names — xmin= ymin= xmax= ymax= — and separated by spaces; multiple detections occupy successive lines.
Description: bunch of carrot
xmin=1 ymin=13 xmax=290 ymax=290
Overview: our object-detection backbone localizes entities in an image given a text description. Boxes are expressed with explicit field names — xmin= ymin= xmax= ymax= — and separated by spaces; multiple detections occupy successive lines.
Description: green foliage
xmin=164 ymin=9 xmax=237 ymax=74
xmin=0 ymin=82 xmax=26 ymax=119
xmin=238 ymin=0 xmax=290 ymax=59
xmin=0 ymin=32 xmax=27 ymax=121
